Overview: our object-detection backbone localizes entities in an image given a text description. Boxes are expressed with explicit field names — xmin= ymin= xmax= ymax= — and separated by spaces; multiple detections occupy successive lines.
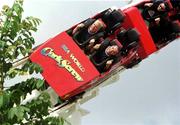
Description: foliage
xmin=0 ymin=0 xmax=65 ymax=124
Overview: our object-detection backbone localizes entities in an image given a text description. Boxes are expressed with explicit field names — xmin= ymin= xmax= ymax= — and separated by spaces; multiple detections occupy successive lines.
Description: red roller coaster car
xmin=30 ymin=0 xmax=180 ymax=100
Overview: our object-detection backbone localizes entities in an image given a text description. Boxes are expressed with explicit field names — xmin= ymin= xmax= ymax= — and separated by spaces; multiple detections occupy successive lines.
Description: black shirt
xmin=95 ymin=39 xmax=110 ymax=64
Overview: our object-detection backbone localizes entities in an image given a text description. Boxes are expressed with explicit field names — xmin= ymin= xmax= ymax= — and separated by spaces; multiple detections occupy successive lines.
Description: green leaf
xmin=29 ymin=37 xmax=35 ymax=44
xmin=8 ymin=107 xmax=16 ymax=119
xmin=30 ymin=27 xmax=37 ymax=32
xmin=13 ymin=15 xmax=21 ymax=24
xmin=36 ymin=79 xmax=44 ymax=89
xmin=4 ymin=20 xmax=12 ymax=30
xmin=2 ymin=123 xmax=11 ymax=125
xmin=0 ymin=40 xmax=6 ymax=48
xmin=21 ymin=60 xmax=30 ymax=72
xmin=3 ymin=62 xmax=12 ymax=72
xmin=19 ymin=46 xmax=26 ymax=56
xmin=8 ymin=106 xmax=29 ymax=122
xmin=0 ymin=95 xmax=3 ymax=108
xmin=13 ymin=3 xmax=21 ymax=16
xmin=29 ymin=64 xmax=34 ymax=74
xmin=2 ymin=92 xmax=11 ymax=108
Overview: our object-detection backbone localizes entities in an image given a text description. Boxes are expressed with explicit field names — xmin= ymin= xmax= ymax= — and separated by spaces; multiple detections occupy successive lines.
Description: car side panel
xmin=122 ymin=7 xmax=157 ymax=59
xmin=30 ymin=32 xmax=100 ymax=99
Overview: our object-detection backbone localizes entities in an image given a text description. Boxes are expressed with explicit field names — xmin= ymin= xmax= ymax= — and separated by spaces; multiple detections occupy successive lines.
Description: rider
xmin=72 ymin=18 xmax=106 ymax=47
xmin=142 ymin=0 xmax=170 ymax=24
xmin=91 ymin=39 xmax=120 ymax=72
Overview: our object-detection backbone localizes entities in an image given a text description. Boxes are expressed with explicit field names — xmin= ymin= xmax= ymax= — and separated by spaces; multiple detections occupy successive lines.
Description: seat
xmin=73 ymin=30 xmax=105 ymax=48
xmin=167 ymin=20 xmax=180 ymax=40
xmin=102 ymin=9 xmax=125 ymax=34
xmin=171 ymin=21 xmax=180 ymax=33
xmin=90 ymin=39 xmax=122 ymax=73
xmin=117 ymin=28 xmax=140 ymax=53
xmin=170 ymin=0 xmax=180 ymax=9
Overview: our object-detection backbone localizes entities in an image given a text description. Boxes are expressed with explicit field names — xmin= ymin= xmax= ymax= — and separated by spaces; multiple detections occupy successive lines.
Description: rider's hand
xmin=72 ymin=23 xmax=85 ymax=35
xmin=144 ymin=3 xmax=153 ymax=7
xmin=93 ymin=44 xmax=101 ymax=50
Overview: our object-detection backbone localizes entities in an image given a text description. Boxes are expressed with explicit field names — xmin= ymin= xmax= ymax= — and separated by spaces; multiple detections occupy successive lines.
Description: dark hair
xmin=153 ymin=0 xmax=170 ymax=11
xmin=153 ymin=0 xmax=165 ymax=3
xmin=164 ymin=2 xmax=170 ymax=11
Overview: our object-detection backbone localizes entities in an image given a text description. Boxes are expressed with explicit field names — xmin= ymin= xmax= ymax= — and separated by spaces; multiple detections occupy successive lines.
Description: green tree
xmin=0 ymin=0 xmax=65 ymax=124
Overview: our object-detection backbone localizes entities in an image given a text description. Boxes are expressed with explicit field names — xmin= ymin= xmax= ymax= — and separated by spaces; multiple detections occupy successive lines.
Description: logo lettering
xmin=41 ymin=47 xmax=83 ymax=82
xmin=70 ymin=54 xmax=85 ymax=72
